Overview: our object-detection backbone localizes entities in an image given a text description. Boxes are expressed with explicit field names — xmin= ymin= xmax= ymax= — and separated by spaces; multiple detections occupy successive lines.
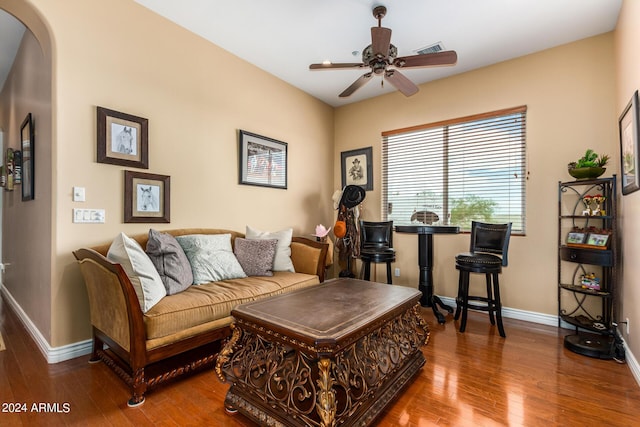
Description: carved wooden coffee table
xmin=216 ymin=278 xmax=429 ymax=427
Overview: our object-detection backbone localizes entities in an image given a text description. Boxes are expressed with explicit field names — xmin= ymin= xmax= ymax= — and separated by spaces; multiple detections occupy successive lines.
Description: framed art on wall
xmin=341 ymin=146 xmax=373 ymax=191
xmin=619 ymin=90 xmax=640 ymax=195
xmin=238 ymin=130 xmax=288 ymax=189
xmin=124 ymin=170 xmax=170 ymax=223
xmin=20 ymin=113 xmax=34 ymax=201
xmin=97 ymin=106 xmax=149 ymax=169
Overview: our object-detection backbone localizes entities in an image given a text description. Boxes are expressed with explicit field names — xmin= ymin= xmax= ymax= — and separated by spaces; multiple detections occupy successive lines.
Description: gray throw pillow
xmin=234 ymin=238 xmax=278 ymax=277
xmin=176 ymin=234 xmax=247 ymax=284
xmin=146 ymin=229 xmax=193 ymax=295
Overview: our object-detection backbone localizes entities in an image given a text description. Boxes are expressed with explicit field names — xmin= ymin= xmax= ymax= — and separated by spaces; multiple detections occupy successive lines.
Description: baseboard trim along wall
xmin=1 ymin=286 xmax=638 ymax=388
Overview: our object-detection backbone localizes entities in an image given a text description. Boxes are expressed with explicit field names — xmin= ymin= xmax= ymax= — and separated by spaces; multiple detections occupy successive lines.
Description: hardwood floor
xmin=1 ymin=295 xmax=639 ymax=426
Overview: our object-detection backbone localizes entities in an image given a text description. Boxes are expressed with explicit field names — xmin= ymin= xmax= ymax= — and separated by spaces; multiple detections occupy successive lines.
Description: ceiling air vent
xmin=414 ymin=42 xmax=445 ymax=55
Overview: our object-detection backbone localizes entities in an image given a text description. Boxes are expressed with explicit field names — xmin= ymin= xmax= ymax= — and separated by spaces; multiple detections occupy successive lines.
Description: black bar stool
xmin=454 ymin=221 xmax=512 ymax=337
xmin=359 ymin=220 xmax=395 ymax=284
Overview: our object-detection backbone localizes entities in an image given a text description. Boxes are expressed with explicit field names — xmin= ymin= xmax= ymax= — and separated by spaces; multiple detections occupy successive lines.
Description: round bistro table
xmin=395 ymin=225 xmax=460 ymax=324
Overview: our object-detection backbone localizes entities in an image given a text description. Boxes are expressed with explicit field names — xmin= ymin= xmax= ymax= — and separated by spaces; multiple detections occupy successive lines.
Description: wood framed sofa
xmin=73 ymin=228 xmax=328 ymax=407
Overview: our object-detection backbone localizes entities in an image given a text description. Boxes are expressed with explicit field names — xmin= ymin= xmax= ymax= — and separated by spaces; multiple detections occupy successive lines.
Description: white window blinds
xmin=382 ymin=106 xmax=527 ymax=233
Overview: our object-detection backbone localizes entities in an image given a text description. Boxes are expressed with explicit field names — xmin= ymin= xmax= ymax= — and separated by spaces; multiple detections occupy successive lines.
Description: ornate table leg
xmin=316 ymin=358 xmax=336 ymax=427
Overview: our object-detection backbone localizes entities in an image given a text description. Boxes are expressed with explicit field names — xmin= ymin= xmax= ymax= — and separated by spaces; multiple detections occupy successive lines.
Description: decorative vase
xmin=568 ymin=167 xmax=606 ymax=180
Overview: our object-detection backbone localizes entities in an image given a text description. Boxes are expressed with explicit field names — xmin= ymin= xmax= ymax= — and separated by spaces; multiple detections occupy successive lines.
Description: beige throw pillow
xmin=107 ymin=232 xmax=166 ymax=313
xmin=245 ymin=226 xmax=295 ymax=272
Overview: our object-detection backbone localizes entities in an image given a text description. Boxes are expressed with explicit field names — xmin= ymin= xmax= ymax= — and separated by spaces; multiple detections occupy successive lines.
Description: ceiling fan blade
xmin=309 ymin=62 xmax=364 ymax=70
xmin=371 ymin=27 xmax=391 ymax=58
xmin=339 ymin=73 xmax=373 ymax=97
xmin=393 ymin=50 xmax=458 ymax=68
xmin=384 ymin=69 xmax=419 ymax=97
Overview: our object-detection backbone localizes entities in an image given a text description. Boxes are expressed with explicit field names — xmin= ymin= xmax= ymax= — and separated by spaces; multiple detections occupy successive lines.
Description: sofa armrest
xmin=290 ymin=237 xmax=328 ymax=282
xmin=73 ymin=248 xmax=146 ymax=360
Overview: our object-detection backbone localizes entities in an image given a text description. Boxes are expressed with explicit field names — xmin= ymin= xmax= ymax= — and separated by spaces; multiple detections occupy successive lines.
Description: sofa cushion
xmin=245 ymin=226 xmax=295 ymax=272
xmin=107 ymin=232 xmax=166 ymax=313
xmin=143 ymin=271 xmax=320 ymax=341
xmin=176 ymin=234 xmax=246 ymax=284
xmin=145 ymin=229 xmax=193 ymax=295
xmin=234 ymin=238 xmax=277 ymax=276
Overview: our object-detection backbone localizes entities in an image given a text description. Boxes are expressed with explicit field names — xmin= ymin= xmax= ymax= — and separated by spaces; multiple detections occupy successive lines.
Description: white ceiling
xmin=134 ymin=0 xmax=622 ymax=107
xmin=0 ymin=2 xmax=622 ymax=106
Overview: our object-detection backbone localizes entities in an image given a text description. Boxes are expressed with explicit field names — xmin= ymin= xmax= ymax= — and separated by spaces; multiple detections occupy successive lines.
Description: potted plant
xmin=567 ymin=149 xmax=610 ymax=179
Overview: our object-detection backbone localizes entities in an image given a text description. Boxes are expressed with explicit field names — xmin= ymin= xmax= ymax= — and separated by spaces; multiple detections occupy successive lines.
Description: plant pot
xmin=568 ymin=167 xmax=606 ymax=180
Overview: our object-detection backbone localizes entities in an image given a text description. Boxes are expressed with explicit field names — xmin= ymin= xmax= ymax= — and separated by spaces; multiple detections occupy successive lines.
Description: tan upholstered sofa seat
xmin=144 ymin=271 xmax=319 ymax=346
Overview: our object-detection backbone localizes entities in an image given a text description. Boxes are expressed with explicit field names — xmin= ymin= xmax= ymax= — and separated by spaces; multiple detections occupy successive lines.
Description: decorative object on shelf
xmin=586 ymin=232 xmax=610 ymax=248
xmin=124 ymin=170 xmax=170 ymax=223
xmin=97 ymin=107 xmax=149 ymax=169
xmin=581 ymin=273 xmax=600 ymax=291
xmin=567 ymin=149 xmax=610 ymax=180
xmin=20 ymin=112 xmax=35 ymax=201
xmin=619 ymin=90 xmax=640 ymax=195
xmin=340 ymin=146 xmax=373 ymax=191
xmin=4 ymin=148 xmax=14 ymax=191
xmin=566 ymin=230 xmax=587 ymax=244
xmin=580 ymin=193 xmax=606 ymax=216
xmin=13 ymin=150 xmax=21 ymax=184
xmin=238 ymin=130 xmax=287 ymax=189
xmin=565 ymin=226 xmax=611 ymax=250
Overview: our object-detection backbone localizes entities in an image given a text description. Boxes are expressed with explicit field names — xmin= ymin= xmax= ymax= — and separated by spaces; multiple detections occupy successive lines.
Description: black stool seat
xmin=454 ymin=222 xmax=512 ymax=338
xmin=359 ymin=220 xmax=395 ymax=284
xmin=456 ymin=252 xmax=502 ymax=273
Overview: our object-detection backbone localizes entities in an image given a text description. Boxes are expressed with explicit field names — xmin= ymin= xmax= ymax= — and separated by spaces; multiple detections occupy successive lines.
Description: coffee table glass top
xmin=232 ymin=278 xmax=421 ymax=342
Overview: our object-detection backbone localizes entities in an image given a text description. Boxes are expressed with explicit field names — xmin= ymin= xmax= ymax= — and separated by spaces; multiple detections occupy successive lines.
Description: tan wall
xmin=615 ymin=0 xmax=640 ymax=358
xmin=334 ymin=34 xmax=617 ymax=316
xmin=0 ymin=21 xmax=53 ymax=341
xmin=2 ymin=0 xmax=334 ymax=347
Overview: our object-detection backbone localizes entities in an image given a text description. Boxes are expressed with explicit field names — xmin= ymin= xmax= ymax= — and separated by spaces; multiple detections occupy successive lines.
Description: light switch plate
xmin=73 ymin=186 xmax=86 ymax=202
xmin=73 ymin=208 xmax=105 ymax=223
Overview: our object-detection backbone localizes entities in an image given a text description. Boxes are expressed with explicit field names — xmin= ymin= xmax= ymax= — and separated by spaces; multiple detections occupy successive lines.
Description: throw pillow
xmin=107 ymin=232 xmax=166 ymax=313
xmin=245 ymin=226 xmax=295 ymax=272
xmin=145 ymin=229 xmax=193 ymax=295
xmin=234 ymin=238 xmax=278 ymax=277
xmin=176 ymin=234 xmax=247 ymax=284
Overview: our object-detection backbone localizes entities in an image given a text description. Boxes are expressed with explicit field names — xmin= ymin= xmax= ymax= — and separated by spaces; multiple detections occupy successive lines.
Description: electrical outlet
xmin=394 ymin=268 xmax=400 ymax=277
xmin=626 ymin=317 xmax=630 ymax=335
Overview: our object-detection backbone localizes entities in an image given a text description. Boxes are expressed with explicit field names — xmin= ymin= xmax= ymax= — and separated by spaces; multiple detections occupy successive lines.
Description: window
xmin=382 ymin=106 xmax=527 ymax=233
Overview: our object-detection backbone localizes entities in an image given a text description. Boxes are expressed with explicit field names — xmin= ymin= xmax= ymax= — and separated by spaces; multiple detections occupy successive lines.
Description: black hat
xmin=339 ymin=185 xmax=366 ymax=209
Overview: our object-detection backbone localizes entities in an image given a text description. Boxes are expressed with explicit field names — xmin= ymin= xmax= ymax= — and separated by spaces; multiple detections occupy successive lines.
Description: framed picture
xmin=566 ymin=232 xmax=586 ymax=245
xmin=20 ymin=113 xmax=34 ymax=201
xmin=586 ymin=233 xmax=610 ymax=248
xmin=238 ymin=130 xmax=287 ymax=189
xmin=97 ymin=106 xmax=149 ymax=169
xmin=124 ymin=171 xmax=170 ymax=223
xmin=341 ymin=146 xmax=373 ymax=191
xmin=619 ymin=90 xmax=640 ymax=195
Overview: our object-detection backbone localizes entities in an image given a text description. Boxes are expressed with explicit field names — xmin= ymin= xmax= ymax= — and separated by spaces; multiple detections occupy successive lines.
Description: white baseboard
xmin=1 ymin=287 xmax=638 ymax=385
xmin=0 ymin=286 xmax=92 ymax=364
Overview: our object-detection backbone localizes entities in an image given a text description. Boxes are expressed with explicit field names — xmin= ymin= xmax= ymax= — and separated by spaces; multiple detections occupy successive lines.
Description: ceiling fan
xmin=309 ymin=5 xmax=458 ymax=98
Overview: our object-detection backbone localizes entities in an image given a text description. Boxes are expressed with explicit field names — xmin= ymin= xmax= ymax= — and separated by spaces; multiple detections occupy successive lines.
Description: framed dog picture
xmin=124 ymin=170 xmax=170 ymax=223
xmin=97 ymin=106 xmax=149 ymax=169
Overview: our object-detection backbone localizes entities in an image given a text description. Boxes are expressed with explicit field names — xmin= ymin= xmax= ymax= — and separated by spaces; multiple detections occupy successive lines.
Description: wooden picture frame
xmin=20 ymin=113 xmax=34 ymax=201
xmin=341 ymin=146 xmax=373 ymax=191
xmin=619 ymin=90 xmax=640 ymax=195
xmin=238 ymin=130 xmax=287 ymax=189
xmin=124 ymin=170 xmax=170 ymax=223
xmin=97 ymin=106 xmax=149 ymax=169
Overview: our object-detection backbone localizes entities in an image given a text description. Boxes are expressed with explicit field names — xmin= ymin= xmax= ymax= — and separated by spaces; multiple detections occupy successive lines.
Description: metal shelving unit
xmin=558 ymin=176 xmax=618 ymax=359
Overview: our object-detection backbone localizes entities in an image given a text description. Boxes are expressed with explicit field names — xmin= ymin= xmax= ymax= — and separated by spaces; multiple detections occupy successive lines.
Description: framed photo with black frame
xmin=20 ymin=113 xmax=34 ymax=201
xmin=97 ymin=106 xmax=149 ymax=169
xmin=238 ymin=130 xmax=288 ymax=189
xmin=619 ymin=90 xmax=640 ymax=195
xmin=124 ymin=170 xmax=170 ymax=223
xmin=341 ymin=146 xmax=373 ymax=191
